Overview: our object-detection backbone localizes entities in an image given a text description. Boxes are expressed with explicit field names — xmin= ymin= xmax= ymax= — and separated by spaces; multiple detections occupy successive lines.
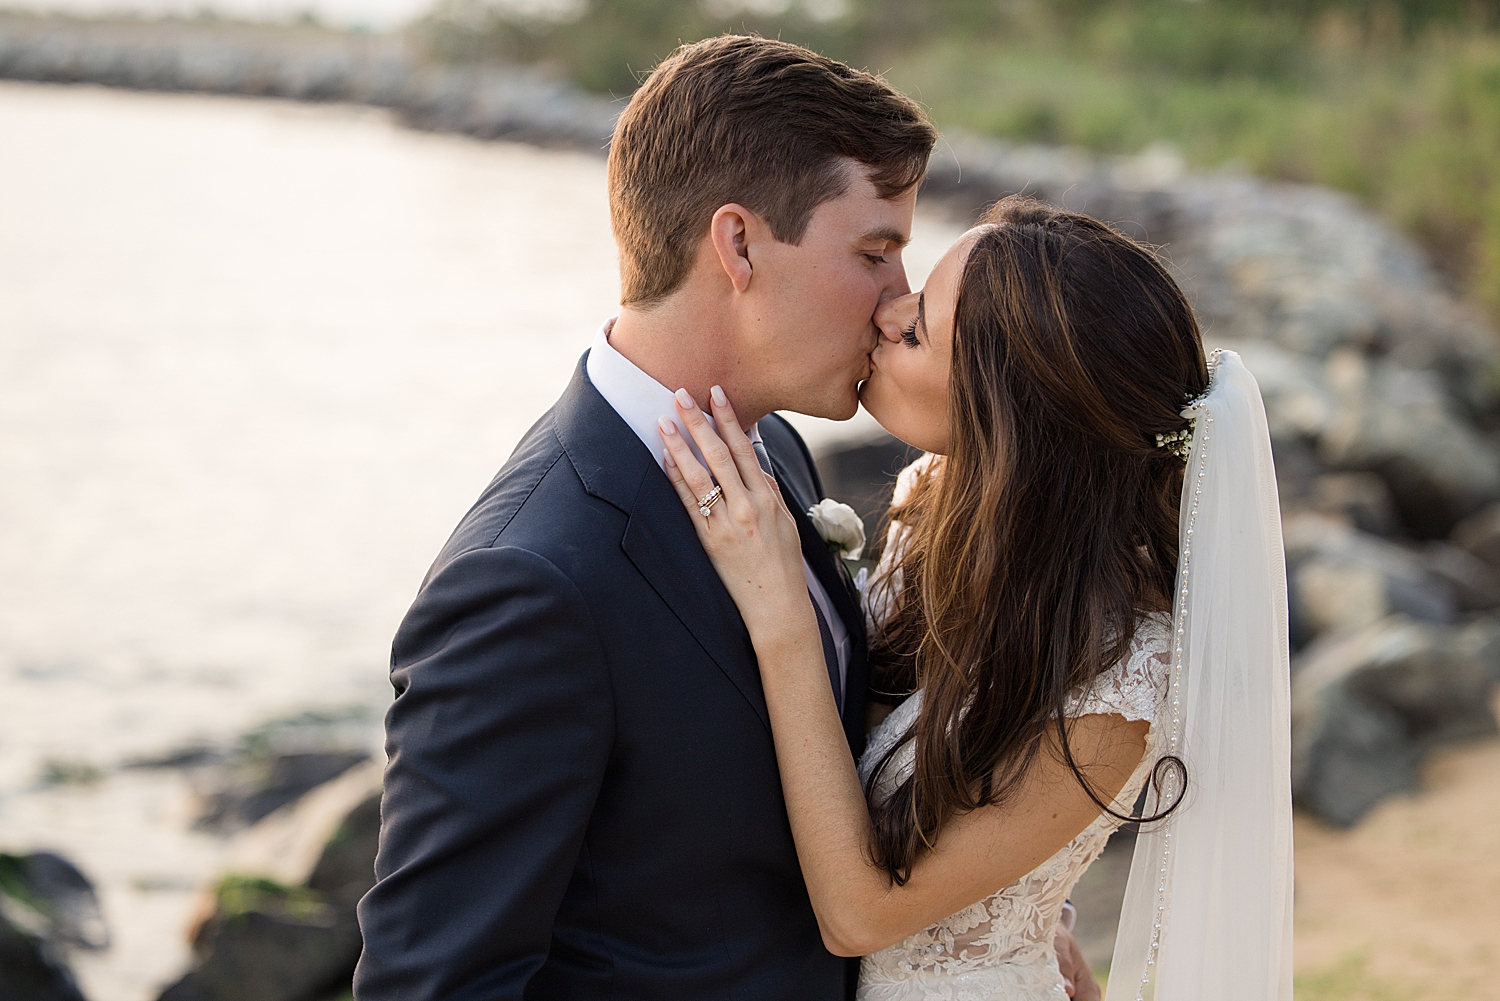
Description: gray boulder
xmin=1453 ymin=504 xmax=1500 ymax=573
xmin=0 ymin=852 xmax=108 ymax=952
xmin=305 ymin=795 xmax=381 ymax=908
xmin=0 ymin=851 xmax=107 ymax=1001
xmin=1292 ymin=615 xmax=1500 ymax=826
xmin=1194 ymin=340 xmax=1499 ymax=541
xmin=0 ymin=14 xmax=619 ymax=152
xmin=0 ymin=916 xmax=87 ymax=1001
xmin=1319 ymin=351 xmax=1500 ymax=537
xmin=122 ymin=709 xmax=376 ymax=834
xmin=157 ymin=793 xmax=380 ymax=1001
xmin=159 ymin=907 xmax=359 ymax=1001
xmin=1306 ymin=472 xmax=1400 ymax=538
xmin=193 ymin=751 xmax=369 ymax=834
xmin=1283 ymin=513 xmax=1459 ymax=637
xmin=1211 ymin=339 xmax=1336 ymax=449
xmin=1420 ymin=542 xmax=1500 ymax=612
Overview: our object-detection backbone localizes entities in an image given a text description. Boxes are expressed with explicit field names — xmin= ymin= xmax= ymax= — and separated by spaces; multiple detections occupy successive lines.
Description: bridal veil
xmin=1103 ymin=349 xmax=1294 ymax=1001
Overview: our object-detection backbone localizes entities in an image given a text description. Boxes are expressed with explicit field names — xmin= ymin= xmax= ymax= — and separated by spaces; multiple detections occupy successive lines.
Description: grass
xmin=414 ymin=0 xmax=1500 ymax=322
xmin=887 ymin=28 xmax=1500 ymax=316
xmin=1294 ymin=951 xmax=1420 ymax=1001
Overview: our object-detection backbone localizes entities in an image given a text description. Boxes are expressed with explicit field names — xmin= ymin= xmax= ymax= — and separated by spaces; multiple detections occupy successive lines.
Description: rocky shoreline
xmin=0 ymin=13 xmax=619 ymax=149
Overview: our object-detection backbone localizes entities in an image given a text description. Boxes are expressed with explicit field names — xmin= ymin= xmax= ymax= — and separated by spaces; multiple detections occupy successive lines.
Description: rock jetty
xmin=0 ymin=13 xmax=619 ymax=150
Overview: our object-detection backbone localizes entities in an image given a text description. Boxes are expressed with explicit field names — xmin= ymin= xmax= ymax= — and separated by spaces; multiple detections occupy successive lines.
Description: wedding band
xmin=697 ymin=485 xmax=723 ymax=518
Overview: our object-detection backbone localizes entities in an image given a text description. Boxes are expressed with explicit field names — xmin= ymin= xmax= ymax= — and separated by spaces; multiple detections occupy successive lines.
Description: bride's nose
xmin=874 ymin=291 xmax=919 ymax=343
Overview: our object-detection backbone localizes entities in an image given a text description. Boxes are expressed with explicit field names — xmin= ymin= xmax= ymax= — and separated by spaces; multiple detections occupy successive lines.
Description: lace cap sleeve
xmin=1067 ymin=614 xmax=1172 ymax=725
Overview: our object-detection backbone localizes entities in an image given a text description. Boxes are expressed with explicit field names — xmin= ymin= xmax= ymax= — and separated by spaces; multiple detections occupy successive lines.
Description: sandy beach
xmin=1292 ymin=694 xmax=1500 ymax=999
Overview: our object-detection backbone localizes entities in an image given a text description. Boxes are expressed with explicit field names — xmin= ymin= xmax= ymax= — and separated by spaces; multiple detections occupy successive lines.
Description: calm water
xmin=0 ymin=81 xmax=961 ymax=1000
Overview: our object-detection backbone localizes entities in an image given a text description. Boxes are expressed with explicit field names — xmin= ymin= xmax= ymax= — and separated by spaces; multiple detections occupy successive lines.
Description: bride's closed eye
xmin=901 ymin=291 xmax=926 ymax=346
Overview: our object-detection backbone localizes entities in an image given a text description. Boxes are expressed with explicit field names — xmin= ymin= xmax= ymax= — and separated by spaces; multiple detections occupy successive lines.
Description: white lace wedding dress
xmin=852 ymin=351 xmax=1296 ymax=1000
xmin=853 ymin=616 xmax=1172 ymax=1001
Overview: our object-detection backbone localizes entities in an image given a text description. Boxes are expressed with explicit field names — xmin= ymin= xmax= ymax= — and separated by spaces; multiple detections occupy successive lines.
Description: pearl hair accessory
xmin=1154 ymin=428 xmax=1193 ymax=459
xmin=1155 ymin=380 xmax=1215 ymax=461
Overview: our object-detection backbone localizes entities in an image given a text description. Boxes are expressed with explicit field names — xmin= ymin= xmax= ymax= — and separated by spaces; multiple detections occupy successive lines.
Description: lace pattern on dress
xmin=854 ymin=613 xmax=1173 ymax=1001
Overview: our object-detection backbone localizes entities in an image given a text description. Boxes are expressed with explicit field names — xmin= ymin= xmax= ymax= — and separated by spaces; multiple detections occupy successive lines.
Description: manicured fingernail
xmin=710 ymin=385 xmax=727 ymax=408
xmin=663 ymin=449 xmax=676 ymax=467
xmin=658 ymin=416 xmax=677 ymax=436
xmin=675 ymin=388 xmax=695 ymax=409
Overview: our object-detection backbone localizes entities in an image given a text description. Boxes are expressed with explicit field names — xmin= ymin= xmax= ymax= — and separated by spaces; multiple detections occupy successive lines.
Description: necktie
xmin=753 ymin=435 xmax=843 ymax=710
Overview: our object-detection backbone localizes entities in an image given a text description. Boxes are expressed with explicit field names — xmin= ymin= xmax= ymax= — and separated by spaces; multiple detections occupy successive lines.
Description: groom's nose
xmin=874 ymin=291 xmax=918 ymax=339
xmin=881 ymin=266 xmax=912 ymax=302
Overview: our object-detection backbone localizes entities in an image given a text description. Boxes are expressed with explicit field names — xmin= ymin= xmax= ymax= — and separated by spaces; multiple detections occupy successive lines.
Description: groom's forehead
xmin=811 ymin=170 xmax=917 ymax=241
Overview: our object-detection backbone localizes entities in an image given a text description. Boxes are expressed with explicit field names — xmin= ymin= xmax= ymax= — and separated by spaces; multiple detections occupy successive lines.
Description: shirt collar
xmin=586 ymin=318 xmax=763 ymax=472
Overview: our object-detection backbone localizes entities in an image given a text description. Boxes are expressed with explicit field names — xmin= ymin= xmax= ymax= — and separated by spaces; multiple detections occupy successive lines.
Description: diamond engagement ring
xmin=697 ymin=485 xmax=723 ymax=518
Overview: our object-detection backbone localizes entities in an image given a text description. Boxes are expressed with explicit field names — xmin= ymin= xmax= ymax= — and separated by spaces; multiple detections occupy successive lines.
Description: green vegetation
xmin=414 ymin=0 xmax=1500 ymax=320
xmin=212 ymin=874 xmax=331 ymax=922
xmin=1294 ymin=951 xmax=1417 ymax=1000
xmin=0 ymin=853 xmax=50 ymax=919
xmin=38 ymin=757 xmax=104 ymax=786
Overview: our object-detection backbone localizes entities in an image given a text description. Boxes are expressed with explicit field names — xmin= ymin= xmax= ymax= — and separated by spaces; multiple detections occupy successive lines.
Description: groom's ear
xmin=709 ymin=204 xmax=756 ymax=293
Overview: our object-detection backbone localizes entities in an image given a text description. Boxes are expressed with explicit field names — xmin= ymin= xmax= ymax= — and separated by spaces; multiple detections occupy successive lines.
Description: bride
xmin=656 ymin=197 xmax=1293 ymax=1000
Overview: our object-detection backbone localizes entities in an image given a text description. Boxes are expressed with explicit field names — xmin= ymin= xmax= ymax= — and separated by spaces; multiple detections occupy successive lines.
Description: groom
xmin=355 ymin=35 xmax=1098 ymax=1001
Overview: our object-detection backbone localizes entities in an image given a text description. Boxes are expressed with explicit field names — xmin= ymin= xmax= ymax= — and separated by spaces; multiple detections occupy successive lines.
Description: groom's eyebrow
xmin=860 ymin=227 xmax=910 ymax=248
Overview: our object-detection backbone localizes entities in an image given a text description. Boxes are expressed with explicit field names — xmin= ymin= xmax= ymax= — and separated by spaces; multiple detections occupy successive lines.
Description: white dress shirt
xmin=586 ymin=320 xmax=850 ymax=699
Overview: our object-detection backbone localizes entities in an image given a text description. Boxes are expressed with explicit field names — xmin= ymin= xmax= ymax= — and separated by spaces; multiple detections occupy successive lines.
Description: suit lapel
xmin=621 ymin=475 xmax=770 ymax=731
xmin=771 ymin=452 xmax=871 ymax=754
xmin=553 ymin=356 xmax=770 ymax=733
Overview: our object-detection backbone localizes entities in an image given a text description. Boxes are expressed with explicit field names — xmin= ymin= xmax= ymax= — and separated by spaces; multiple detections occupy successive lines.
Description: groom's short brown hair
xmin=608 ymin=35 xmax=937 ymax=307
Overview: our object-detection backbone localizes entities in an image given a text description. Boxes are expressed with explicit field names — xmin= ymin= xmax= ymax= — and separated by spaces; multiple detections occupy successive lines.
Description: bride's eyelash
xmin=901 ymin=319 xmax=920 ymax=347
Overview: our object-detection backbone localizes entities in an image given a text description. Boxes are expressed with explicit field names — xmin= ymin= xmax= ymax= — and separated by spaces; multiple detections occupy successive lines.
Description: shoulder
xmin=432 ymin=414 xmax=567 ymax=555
xmin=399 ymin=543 xmax=600 ymax=652
xmin=1069 ymin=613 xmax=1172 ymax=723
xmin=427 ymin=413 xmax=627 ymax=583
xmin=890 ymin=452 xmax=938 ymax=507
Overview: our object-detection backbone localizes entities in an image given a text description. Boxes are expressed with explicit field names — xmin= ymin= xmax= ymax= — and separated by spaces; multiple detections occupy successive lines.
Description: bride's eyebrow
xmin=917 ymin=292 xmax=927 ymax=337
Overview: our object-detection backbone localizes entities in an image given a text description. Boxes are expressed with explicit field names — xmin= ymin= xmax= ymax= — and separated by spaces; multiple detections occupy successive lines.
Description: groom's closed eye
xmin=859 ymin=227 xmax=910 ymax=265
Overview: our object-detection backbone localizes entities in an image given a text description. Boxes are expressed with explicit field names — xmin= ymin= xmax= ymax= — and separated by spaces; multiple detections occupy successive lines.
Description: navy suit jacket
xmin=354 ymin=357 xmax=870 ymax=1000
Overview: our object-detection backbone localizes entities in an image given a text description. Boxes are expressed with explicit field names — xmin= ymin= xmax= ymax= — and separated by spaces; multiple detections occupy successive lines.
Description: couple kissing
xmin=354 ymin=33 xmax=1293 ymax=1001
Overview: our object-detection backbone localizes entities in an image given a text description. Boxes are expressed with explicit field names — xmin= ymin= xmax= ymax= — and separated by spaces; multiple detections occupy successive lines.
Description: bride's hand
xmin=658 ymin=387 xmax=817 ymax=646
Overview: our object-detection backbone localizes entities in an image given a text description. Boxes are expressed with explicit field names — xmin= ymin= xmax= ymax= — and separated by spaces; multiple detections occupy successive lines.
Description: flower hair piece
xmin=1155 ymin=428 xmax=1193 ymax=460
xmin=1156 ymin=354 xmax=1222 ymax=462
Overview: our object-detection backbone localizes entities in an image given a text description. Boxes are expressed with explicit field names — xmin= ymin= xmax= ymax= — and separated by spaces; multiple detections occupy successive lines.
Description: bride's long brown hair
xmin=866 ymin=197 xmax=1208 ymax=884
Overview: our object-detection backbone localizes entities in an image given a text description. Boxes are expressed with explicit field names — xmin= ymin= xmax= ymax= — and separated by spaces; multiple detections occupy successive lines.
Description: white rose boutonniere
xmin=807 ymin=498 xmax=866 ymax=562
